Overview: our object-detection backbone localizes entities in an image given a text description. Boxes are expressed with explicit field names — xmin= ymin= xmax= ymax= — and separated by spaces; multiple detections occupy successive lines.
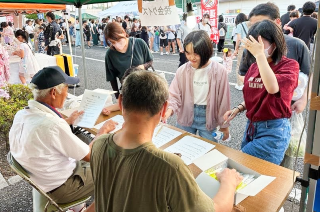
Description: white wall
xmin=218 ymin=0 xmax=315 ymax=16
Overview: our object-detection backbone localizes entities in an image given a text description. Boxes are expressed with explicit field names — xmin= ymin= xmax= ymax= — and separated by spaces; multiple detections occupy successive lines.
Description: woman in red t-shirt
xmin=224 ymin=20 xmax=299 ymax=165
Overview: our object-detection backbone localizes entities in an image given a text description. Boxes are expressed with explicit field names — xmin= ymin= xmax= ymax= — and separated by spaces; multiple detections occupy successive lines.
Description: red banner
xmin=201 ymin=0 xmax=219 ymax=43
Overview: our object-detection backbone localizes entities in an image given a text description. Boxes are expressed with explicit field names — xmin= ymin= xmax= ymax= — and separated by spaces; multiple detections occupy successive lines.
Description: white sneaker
xmin=160 ymin=52 xmax=163 ymax=55
xmin=150 ymin=50 xmax=154 ymax=53
xmin=166 ymin=52 xmax=169 ymax=55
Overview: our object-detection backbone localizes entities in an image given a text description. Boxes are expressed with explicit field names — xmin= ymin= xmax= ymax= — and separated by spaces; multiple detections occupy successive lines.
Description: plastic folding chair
xmin=7 ymin=152 xmax=91 ymax=212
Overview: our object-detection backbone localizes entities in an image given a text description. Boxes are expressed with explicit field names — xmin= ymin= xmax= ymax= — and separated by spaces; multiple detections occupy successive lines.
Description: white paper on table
xmin=152 ymin=125 xmax=182 ymax=148
xmin=164 ymin=136 xmax=215 ymax=165
xmin=93 ymin=115 xmax=125 ymax=133
xmin=74 ymin=90 xmax=110 ymax=128
xmin=139 ymin=0 xmax=180 ymax=26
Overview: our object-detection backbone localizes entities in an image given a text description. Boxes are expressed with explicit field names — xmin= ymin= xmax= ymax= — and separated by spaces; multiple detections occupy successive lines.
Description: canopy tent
xmin=71 ymin=13 xmax=98 ymax=20
xmin=98 ymin=1 xmax=138 ymax=17
xmin=0 ymin=0 xmax=134 ymax=89
xmin=0 ymin=3 xmax=66 ymax=14
xmin=0 ymin=0 xmax=132 ymax=6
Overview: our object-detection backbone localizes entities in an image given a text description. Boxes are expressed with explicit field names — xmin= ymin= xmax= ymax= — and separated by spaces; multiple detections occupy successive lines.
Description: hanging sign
xmin=6 ymin=16 xmax=13 ymax=23
xmin=138 ymin=0 xmax=180 ymax=26
xmin=201 ymin=0 xmax=219 ymax=43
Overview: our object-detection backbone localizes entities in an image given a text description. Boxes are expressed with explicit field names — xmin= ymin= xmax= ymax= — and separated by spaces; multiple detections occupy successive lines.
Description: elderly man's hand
xmin=97 ymin=120 xmax=118 ymax=135
xmin=65 ymin=110 xmax=84 ymax=125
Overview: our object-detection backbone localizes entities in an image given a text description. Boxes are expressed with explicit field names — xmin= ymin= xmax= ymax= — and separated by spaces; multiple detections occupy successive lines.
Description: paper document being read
xmin=164 ymin=136 xmax=215 ymax=165
xmin=153 ymin=125 xmax=182 ymax=148
xmin=93 ymin=115 xmax=125 ymax=133
xmin=74 ymin=90 xmax=110 ymax=128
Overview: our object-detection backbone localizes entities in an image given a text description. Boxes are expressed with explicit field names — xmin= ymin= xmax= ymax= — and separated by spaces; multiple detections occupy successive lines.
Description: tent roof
xmin=0 ymin=3 xmax=66 ymax=14
xmin=0 ymin=0 xmax=133 ymax=7
xmin=98 ymin=1 xmax=138 ymax=17
xmin=79 ymin=12 xmax=98 ymax=19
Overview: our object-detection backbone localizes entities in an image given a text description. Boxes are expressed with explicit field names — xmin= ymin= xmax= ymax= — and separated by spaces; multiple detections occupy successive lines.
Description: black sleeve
xmin=110 ymin=80 xmax=120 ymax=99
xmin=238 ymin=49 xmax=253 ymax=76
xmin=122 ymin=22 xmax=127 ymax=30
xmin=298 ymin=41 xmax=311 ymax=76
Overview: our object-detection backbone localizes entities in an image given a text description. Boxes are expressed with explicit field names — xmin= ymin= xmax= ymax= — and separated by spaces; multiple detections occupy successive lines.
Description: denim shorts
xmin=177 ymin=105 xmax=216 ymax=141
xmin=241 ymin=118 xmax=291 ymax=165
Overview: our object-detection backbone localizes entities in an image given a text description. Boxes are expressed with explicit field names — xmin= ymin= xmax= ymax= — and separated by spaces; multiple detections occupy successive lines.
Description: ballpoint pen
xmin=223 ymin=107 xmax=237 ymax=125
xmin=155 ymin=122 xmax=164 ymax=137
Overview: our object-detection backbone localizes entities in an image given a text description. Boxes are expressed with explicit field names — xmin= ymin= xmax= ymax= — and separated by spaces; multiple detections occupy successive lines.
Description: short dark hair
xmin=218 ymin=15 xmax=224 ymax=22
xmin=121 ymin=67 xmax=141 ymax=84
xmin=121 ymin=71 xmax=169 ymax=117
xmin=8 ymin=22 xmax=12 ymax=27
xmin=1 ymin=22 xmax=8 ymax=28
xmin=287 ymin=5 xmax=296 ymax=11
xmin=249 ymin=2 xmax=280 ymax=20
xmin=246 ymin=20 xmax=286 ymax=65
xmin=289 ymin=11 xmax=299 ymax=18
xmin=15 ymin=29 xmax=29 ymax=41
xmin=203 ymin=13 xmax=210 ymax=19
xmin=182 ymin=13 xmax=188 ymax=21
xmin=26 ymin=20 xmax=32 ymax=25
xmin=303 ymin=1 xmax=316 ymax=15
xmin=184 ymin=30 xmax=213 ymax=68
xmin=235 ymin=13 xmax=248 ymax=25
xmin=124 ymin=15 xmax=129 ymax=20
xmin=46 ymin=12 xmax=55 ymax=20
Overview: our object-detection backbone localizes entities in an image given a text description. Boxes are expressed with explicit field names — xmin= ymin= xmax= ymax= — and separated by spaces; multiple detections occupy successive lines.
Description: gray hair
xmin=29 ymin=83 xmax=66 ymax=100
xmin=122 ymin=71 xmax=169 ymax=116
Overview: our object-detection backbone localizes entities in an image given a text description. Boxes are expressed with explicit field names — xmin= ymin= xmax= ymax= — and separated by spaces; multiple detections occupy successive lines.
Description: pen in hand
xmin=223 ymin=108 xmax=237 ymax=125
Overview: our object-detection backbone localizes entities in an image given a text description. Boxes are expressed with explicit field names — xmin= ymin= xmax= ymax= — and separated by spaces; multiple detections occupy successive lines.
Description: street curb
xmin=0 ymin=172 xmax=9 ymax=190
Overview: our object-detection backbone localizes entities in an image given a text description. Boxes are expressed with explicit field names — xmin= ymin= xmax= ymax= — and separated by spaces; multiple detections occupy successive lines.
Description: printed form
xmin=74 ymin=90 xmax=110 ymax=128
xmin=164 ymin=136 xmax=215 ymax=165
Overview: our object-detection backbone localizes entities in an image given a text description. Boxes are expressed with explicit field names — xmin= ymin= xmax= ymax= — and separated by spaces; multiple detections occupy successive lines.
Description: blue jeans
xmin=177 ymin=105 xmax=216 ymax=141
xmin=241 ymin=118 xmax=291 ymax=165
xmin=153 ymin=35 xmax=160 ymax=52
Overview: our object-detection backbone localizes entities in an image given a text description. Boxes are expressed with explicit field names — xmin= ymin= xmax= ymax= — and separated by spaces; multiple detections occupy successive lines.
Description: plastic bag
xmin=286 ymin=112 xmax=306 ymax=157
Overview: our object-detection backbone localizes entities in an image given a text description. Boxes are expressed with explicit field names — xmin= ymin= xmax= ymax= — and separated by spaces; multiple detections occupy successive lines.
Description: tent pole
xmin=78 ymin=6 xmax=88 ymax=88
xmin=299 ymin=9 xmax=320 ymax=212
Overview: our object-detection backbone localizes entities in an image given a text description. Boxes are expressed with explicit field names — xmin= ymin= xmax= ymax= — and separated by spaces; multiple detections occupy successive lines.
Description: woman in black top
xmin=140 ymin=26 xmax=149 ymax=48
xmin=83 ymin=20 xmax=91 ymax=48
xmin=104 ymin=22 xmax=153 ymax=98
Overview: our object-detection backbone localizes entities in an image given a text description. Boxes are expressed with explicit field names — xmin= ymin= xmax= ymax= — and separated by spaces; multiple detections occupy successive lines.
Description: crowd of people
xmin=5 ymin=1 xmax=319 ymax=212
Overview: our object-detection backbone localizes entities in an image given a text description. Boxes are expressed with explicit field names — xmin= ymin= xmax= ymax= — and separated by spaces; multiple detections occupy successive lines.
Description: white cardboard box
xmin=193 ymin=149 xmax=276 ymax=205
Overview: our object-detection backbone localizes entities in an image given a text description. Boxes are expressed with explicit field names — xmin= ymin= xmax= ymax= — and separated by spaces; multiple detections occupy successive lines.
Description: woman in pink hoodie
xmin=163 ymin=30 xmax=231 ymax=141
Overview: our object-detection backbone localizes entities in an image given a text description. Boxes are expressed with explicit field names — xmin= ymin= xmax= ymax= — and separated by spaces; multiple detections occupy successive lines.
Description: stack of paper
xmin=164 ymin=136 xmax=215 ymax=165
xmin=74 ymin=90 xmax=111 ymax=128
xmin=93 ymin=115 xmax=125 ymax=133
xmin=153 ymin=125 xmax=182 ymax=148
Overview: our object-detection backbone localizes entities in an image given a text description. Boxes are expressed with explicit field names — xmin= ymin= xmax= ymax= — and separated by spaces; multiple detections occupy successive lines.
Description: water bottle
xmin=212 ymin=130 xmax=224 ymax=141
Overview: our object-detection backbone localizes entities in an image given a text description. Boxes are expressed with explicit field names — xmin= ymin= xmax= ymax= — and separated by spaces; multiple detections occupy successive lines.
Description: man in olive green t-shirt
xmin=86 ymin=71 xmax=242 ymax=212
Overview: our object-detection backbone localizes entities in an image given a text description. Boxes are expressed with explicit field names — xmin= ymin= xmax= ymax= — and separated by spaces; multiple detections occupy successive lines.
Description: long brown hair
xmin=104 ymin=22 xmax=127 ymax=47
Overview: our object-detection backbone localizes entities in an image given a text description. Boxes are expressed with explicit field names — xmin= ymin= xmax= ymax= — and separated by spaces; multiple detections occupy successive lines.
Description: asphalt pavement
xmin=0 ymin=45 xmax=302 ymax=211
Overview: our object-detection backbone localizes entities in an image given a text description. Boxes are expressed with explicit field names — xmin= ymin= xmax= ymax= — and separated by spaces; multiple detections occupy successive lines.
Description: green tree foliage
xmin=0 ymin=84 xmax=33 ymax=149
xmin=25 ymin=14 xmax=39 ymax=20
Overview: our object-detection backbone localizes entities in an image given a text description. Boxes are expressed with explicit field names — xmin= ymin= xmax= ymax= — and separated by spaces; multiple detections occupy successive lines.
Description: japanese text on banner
xmin=201 ymin=0 xmax=219 ymax=43
xmin=139 ymin=0 xmax=180 ymax=26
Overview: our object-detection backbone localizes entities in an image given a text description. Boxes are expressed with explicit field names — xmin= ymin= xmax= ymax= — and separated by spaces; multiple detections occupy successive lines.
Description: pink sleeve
xmin=168 ymin=70 xmax=182 ymax=115
xmin=216 ymin=66 xmax=231 ymax=128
